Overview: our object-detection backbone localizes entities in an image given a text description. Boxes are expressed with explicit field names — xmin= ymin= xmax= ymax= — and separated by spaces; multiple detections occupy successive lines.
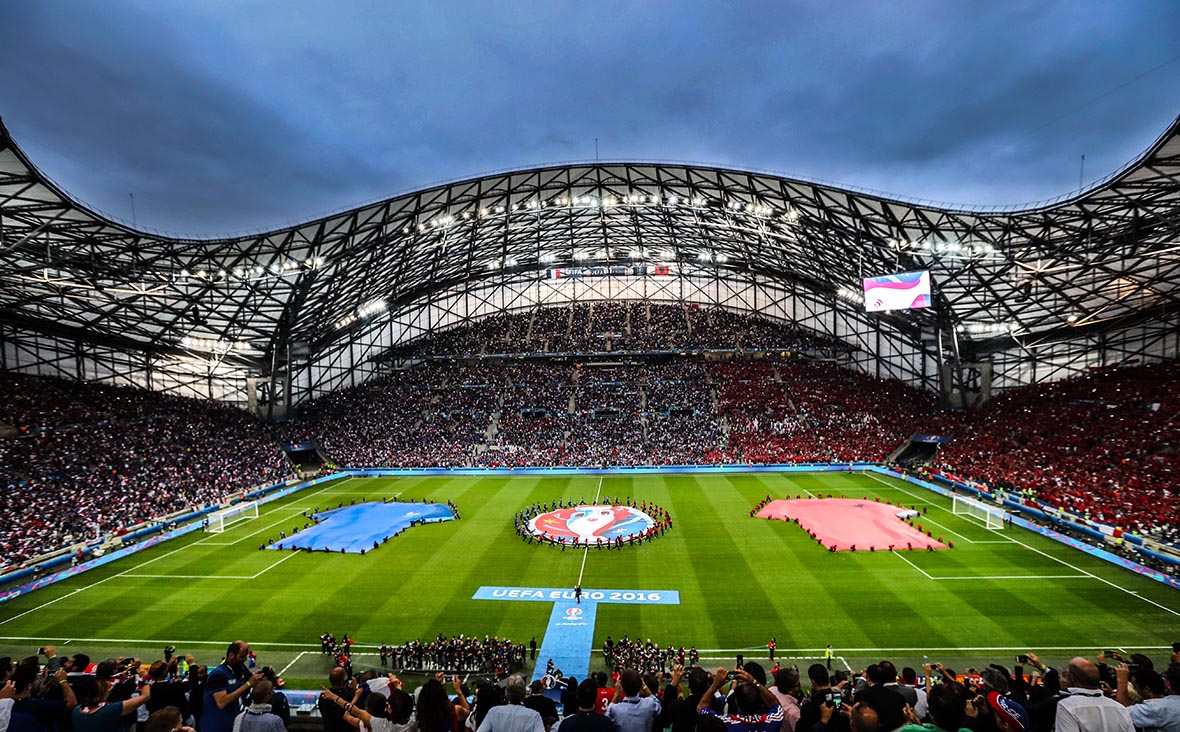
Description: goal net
xmin=952 ymin=494 xmax=1005 ymax=530
xmin=205 ymin=501 xmax=260 ymax=533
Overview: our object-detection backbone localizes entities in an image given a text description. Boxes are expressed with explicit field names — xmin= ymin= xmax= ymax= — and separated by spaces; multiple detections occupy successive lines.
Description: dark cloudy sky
xmin=1 ymin=1 xmax=1179 ymax=236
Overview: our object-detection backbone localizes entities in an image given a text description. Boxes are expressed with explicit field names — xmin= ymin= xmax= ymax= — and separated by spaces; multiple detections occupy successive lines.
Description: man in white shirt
xmin=1116 ymin=664 xmax=1180 ymax=732
xmin=479 ymin=676 xmax=544 ymax=732
xmin=1055 ymin=658 xmax=1133 ymax=732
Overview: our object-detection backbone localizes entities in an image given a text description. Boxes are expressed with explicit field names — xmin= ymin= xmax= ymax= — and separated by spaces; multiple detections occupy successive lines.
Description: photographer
xmin=799 ymin=665 xmax=849 ymax=732
xmin=201 ymin=642 xmax=264 ymax=732
xmin=71 ymin=664 xmax=151 ymax=732
xmin=1115 ymin=662 xmax=1180 ymax=732
xmin=9 ymin=662 xmax=77 ymax=732
xmin=695 ymin=666 xmax=783 ymax=732
xmin=145 ymin=660 xmax=191 ymax=722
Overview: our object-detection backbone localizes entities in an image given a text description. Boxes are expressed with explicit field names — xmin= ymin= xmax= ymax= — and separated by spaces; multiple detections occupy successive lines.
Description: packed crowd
xmin=4 ymin=643 xmax=1177 ymax=732
xmin=4 ymin=308 xmax=1179 ymax=568
xmin=929 ymin=360 xmax=1180 ymax=535
xmin=0 ymin=375 xmax=291 ymax=573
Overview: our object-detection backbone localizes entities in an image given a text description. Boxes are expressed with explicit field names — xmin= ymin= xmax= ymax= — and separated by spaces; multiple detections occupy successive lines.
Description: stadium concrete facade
xmin=1 ymin=114 xmax=1178 ymax=412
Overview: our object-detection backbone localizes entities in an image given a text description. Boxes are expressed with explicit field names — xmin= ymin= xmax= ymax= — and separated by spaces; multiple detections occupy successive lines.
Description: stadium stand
xmin=2 ymin=308 xmax=1178 ymax=572
xmin=930 ymin=359 xmax=1180 ymax=542
xmin=0 ymin=374 xmax=290 ymax=572
xmin=2 ymin=642 xmax=1176 ymax=731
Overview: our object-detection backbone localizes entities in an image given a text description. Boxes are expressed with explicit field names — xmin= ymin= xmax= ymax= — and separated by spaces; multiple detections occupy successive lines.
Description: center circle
xmin=527 ymin=504 xmax=656 ymax=544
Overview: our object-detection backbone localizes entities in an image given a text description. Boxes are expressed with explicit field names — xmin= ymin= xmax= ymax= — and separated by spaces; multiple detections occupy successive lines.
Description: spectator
xmin=146 ymin=706 xmax=194 ymax=732
xmin=523 ymin=682 xmax=558 ymax=723
xmin=554 ymin=680 xmax=612 ymax=732
xmin=607 ymin=670 xmax=662 ymax=732
xmin=416 ymin=676 xmax=469 ymax=732
xmin=984 ymin=692 xmax=1032 ymax=732
xmin=202 ymin=643 xmax=264 ymax=732
xmin=900 ymin=669 xmax=928 ymax=722
xmin=72 ymin=670 xmax=151 ymax=732
xmin=799 ymin=665 xmax=848 ymax=732
xmin=477 ymin=676 xmax=542 ymax=732
xmin=897 ymin=682 xmax=966 ymax=732
xmin=10 ymin=663 xmax=77 ymax=732
xmin=233 ymin=680 xmax=285 ymax=732
xmin=1116 ymin=663 xmax=1180 ymax=732
xmin=1 ymin=681 xmax=15 ymax=732
xmin=854 ymin=665 xmax=907 ymax=732
xmin=145 ymin=660 xmax=191 ymax=721
xmin=257 ymin=667 xmax=290 ymax=729
xmin=1055 ymin=659 xmax=1133 ymax=732
xmin=321 ymin=669 xmax=358 ymax=732
xmin=695 ymin=667 xmax=782 ymax=732
xmin=768 ymin=668 xmax=801 ymax=732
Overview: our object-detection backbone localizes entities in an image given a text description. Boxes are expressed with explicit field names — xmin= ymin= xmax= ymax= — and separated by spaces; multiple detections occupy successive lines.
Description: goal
xmin=205 ymin=501 xmax=260 ymax=533
xmin=952 ymin=494 xmax=1005 ymax=530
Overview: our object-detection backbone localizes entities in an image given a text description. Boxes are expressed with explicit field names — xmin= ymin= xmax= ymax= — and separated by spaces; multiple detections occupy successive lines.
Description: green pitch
xmin=1 ymin=471 xmax=1175 ymax=688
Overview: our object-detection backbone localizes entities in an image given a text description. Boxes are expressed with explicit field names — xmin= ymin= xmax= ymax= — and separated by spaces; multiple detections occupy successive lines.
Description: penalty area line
xmin=871 ymin=474 xmax=1180 ymax=619
xmin=891 ymin=550 xmax=933 ymax=579
xmin=278 ymin=651 xmax=309 ymax=677
xmin=1 ymin=479 xmax=348 ymax=624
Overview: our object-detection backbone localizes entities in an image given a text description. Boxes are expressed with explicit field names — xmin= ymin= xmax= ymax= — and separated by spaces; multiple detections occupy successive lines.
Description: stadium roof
xmin=1 ymin=113 xmax=1179 ymax=374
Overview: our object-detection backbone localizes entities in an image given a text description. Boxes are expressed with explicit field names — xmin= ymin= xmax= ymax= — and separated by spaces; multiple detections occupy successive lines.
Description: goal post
xmin=952 ymin=494 xmax=1005 ymax=529
xmin=205 ymin=501 xmax=260 ymax=533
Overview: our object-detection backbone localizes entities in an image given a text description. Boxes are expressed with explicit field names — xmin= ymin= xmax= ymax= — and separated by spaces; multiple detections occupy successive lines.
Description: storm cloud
xmin=1 ymin=0 xmax=1178 ymax=236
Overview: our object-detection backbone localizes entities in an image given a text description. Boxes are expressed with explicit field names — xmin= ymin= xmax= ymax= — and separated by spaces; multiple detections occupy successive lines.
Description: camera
xmin=1016 ymin=655 xmax=1030 ymax=664
xmin=1127 ymin=664 xmax=1140 ymax=673
xmin=38 ymin=647 xmax=46 ymax=655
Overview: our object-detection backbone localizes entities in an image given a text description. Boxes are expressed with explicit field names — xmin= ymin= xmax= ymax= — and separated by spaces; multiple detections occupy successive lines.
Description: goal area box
xmin=952 ymin=493 xmax=1005 ymax=530
xmin=205 ymin=501 xmax=260 ymax=533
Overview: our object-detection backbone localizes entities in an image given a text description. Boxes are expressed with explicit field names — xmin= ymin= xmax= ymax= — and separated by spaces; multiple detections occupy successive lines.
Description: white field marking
xmin=2 ymin=478 xmax=352 ymax=621
xmin=1001 ymin=533 xmax=1180 ymax=618
xmin=694 ymin=655 xmax=849 ymax=670
xmin=909 ymin=515 xmax=983 ymax=544
xmin=577 ymin=546 xmax=590 ymax=589
xmin=0 ymin=574 xmax=124 ymax=626
xmin=577 ymin=475 xmax=606 ymax=589
xmin=2 ymin=636 xmax=1171 ymax=654
xmin=930 ymin=575 xmax=1090 ymax=581
xmin=278 ymin=651 xmax=309 ymax=677
xmin=866 ymin=473 xmax=1008 ymax=536
xmin=206 ymin=480 xmax=361 ymax=545
xmin=870 ymin=473 xmax=1180 ymax=619
xmin=891 ymin=550 xmax=934 ymax=579
xmin=662 ymin=644 xmax=1177 ymax=653
xmin=251 ymin=550 xmax=301 ymax=578
xmin=0 ymin=635 xmax=318 ymax=648
xmin=123 ymin=551 xmax=302 ymax=581
xmin=200 ymin=509 xmax=309 ymax=545
xmin=801 ymin=489 xmax=818 ymax=498
xmin=118 ymin=574 xmax=254 ymax=579
xmin=889 ymin=552 xmax=1084 ymax=582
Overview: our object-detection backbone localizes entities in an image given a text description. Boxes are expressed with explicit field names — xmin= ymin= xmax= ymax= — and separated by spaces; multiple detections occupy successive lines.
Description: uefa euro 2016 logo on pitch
xmin=528 ymin=505 xmax=655 ymax=543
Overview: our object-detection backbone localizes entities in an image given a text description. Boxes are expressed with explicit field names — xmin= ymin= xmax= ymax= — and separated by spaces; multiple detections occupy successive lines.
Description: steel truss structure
xmin=1 ymin=114 xmax=1178 ymax=410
